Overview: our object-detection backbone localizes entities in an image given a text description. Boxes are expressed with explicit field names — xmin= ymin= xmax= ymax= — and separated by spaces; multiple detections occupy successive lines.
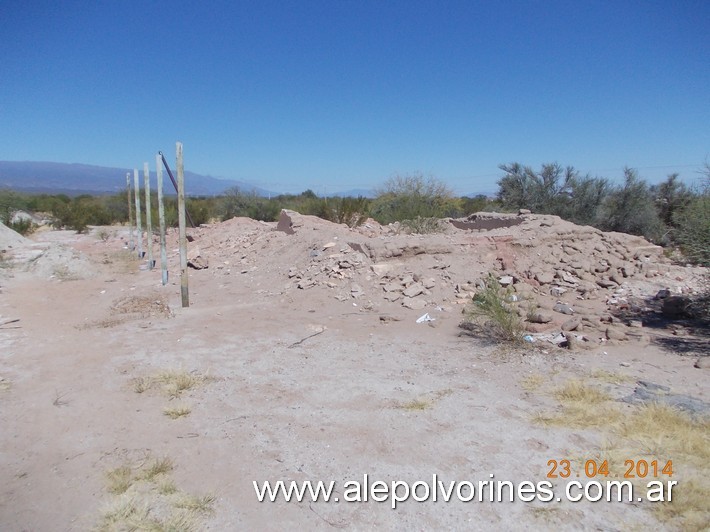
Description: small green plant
xmin=464 ymin=274 xmax=524 ymax=343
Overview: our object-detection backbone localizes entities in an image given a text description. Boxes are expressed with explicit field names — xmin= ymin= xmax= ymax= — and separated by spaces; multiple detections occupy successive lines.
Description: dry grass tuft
xmin=140 ymin=457 xmax=174 ymax=481
xmin=533 ymin=379 xmax=620 ymax=428
xmin=173 ymin=493 xmax=217 ymax=514
xmin=158 ymin=479 xmax=178 ymax=495
xmin=530 ymin=376 xmax=710 ymax=529
xmin=554 ymin=379 xmax=611 ymax=404
xmin=97 ymin=454 xmax=212 ymax=532
xmin=399 ymin=398 xmax=432 ymax=411
xmin=163 ymin=405 xmax=192 ymax=419
xmin=396 ymin=389 xmax=452 ymax=411
xmin=589 ymin=369 xmax=633 ymax=385
xmin=132 ymin=376 xmax=152 ymax=394
xmin=130 ymin=368 xmax=213 ymax=399
xmin=521 ymin=373 xmax=545 ymax=391
xmin=105 ymin=465 xmax=134 ymax=495
xmin=157 ymin=369 xmax=210 ymax=399
xmin=97 ymin=494 xmax=150 ymax=530
xmin=654 ymin=479 xmax=710 ymax=531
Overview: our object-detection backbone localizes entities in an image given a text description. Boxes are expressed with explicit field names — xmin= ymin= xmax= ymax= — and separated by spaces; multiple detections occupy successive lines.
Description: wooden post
xmin=126 ymin=172 xmax=134 ymax=251
xmin=133 ymin=169 xmax=143 ymax=259
xmin=176 ymin=142 xmax=189 ymax=307
xmin=156 ymin=153 xmax=168 ymax=286
xmin=143 ymin=162 xmax=154 ymax=269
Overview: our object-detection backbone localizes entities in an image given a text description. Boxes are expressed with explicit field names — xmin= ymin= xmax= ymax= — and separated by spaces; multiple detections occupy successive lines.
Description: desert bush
xmin=329 ymin=196 xmax=370 ymax=227
xmin=464 ymin=274 xmax=523 ymax=343
xmin=0 ymin=189 xmax=29 ymax=224
xmin=218 ymin=187 xmax=279 ymax=222
xmin=497 ymin=162 xmax=576 ymax=214
xmin=459 ymin=194 xmax=496 ymax=215
xmin=652 ymin=173 xmax=692 ymax=229
xmin=400 ymin=216 xmax=445 ymax=234
xmin=596 ymin=168 xmax=663 ymax=241
xmin=370 ymin=174 xmax=457 ymax=224
xmin=7 ymin=218 xmax=36 ymax=235
xmin=673 ymin=170 xmax=710 ymax=266
xmin=562 ymin=175 xmax=611 ymax=226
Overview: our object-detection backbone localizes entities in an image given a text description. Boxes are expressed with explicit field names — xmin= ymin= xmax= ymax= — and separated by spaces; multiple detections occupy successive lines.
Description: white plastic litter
xmin=416 ymin=313 xmax=435 ymax=323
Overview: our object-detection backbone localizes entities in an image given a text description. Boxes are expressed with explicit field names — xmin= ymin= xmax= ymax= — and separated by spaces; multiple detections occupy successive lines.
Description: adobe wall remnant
xmin=449 ymin=212 xmax=524 ymax=231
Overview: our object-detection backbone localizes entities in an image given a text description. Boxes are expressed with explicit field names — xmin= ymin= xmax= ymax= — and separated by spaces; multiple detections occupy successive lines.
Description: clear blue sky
xmin=2 ymin=0 xmax=708 ymax=195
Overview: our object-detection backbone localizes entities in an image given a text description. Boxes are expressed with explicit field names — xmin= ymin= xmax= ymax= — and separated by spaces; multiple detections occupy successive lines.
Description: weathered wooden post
xmin=176 ymin=142 xmax=189 ymax=307
xmin=143 ymin=162 xmax=154 ymax=269
xmin=133 ymin=169 xmax=143 ymax=259
xmin=156 ymin=153 xmax=168 ymax=286
xmin=126 ymin=172 xmax=134 ymax=251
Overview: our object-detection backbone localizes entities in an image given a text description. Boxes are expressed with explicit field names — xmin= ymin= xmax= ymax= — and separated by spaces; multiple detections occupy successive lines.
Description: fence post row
xmin=124 ymin=146 xmax=187 ymax=306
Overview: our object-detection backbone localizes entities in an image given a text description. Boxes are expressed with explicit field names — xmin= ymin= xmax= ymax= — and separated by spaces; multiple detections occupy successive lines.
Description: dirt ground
xmin=0 ymin=215 xmax=708 ymax=531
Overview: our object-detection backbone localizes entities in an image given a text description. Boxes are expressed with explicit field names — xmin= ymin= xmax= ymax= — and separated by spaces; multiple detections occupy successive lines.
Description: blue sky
xmin=1 ymin=0 xmax=708 ymax=195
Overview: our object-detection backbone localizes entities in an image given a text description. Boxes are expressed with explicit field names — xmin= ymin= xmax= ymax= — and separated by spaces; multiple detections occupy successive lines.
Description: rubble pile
xmin=164 ymin=210 xmax=706 ymax=349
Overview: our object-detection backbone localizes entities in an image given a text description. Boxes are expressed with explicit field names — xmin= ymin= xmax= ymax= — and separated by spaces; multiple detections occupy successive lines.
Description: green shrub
xmin=464 ymin=274 xmax=523 ymax=343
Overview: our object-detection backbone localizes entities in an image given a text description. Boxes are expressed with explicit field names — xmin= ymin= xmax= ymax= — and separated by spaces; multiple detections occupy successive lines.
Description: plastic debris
xmin=416 ymin=313 xmax=435 ymax=323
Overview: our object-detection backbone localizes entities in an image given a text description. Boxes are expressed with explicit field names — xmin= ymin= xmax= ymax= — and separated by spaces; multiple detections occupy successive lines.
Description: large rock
xmin=187 ymin=245 xmax=209 ymax=269
xmin=402 ymin=297 xmax=427 ymax=310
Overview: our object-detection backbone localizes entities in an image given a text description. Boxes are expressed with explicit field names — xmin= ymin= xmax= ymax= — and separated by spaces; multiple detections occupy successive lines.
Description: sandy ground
xmin=0 ymin=219 xmax=708 ymax=531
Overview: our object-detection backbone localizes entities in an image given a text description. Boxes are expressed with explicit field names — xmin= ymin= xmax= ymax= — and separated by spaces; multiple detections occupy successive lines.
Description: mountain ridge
xmin=0 ymin=161 xmax=274 ymax=197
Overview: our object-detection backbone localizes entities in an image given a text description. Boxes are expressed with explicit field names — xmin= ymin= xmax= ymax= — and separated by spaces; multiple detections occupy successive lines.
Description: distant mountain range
xmin=0 ymin=161 xmax=275 ymax=197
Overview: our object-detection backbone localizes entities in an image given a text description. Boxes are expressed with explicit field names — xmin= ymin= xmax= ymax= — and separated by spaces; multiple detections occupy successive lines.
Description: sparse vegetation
xmin=157 ymin=369 xmax=209 ymax=399
xmin=530 ymin=374 xmax=710 ymax=529
xmin=97 ymin=454 xmax=215 ymax=532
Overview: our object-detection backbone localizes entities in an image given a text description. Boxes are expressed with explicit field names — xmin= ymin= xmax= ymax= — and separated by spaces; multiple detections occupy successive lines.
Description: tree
xmin=497 ymin=162 xmax=576 ymax=214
